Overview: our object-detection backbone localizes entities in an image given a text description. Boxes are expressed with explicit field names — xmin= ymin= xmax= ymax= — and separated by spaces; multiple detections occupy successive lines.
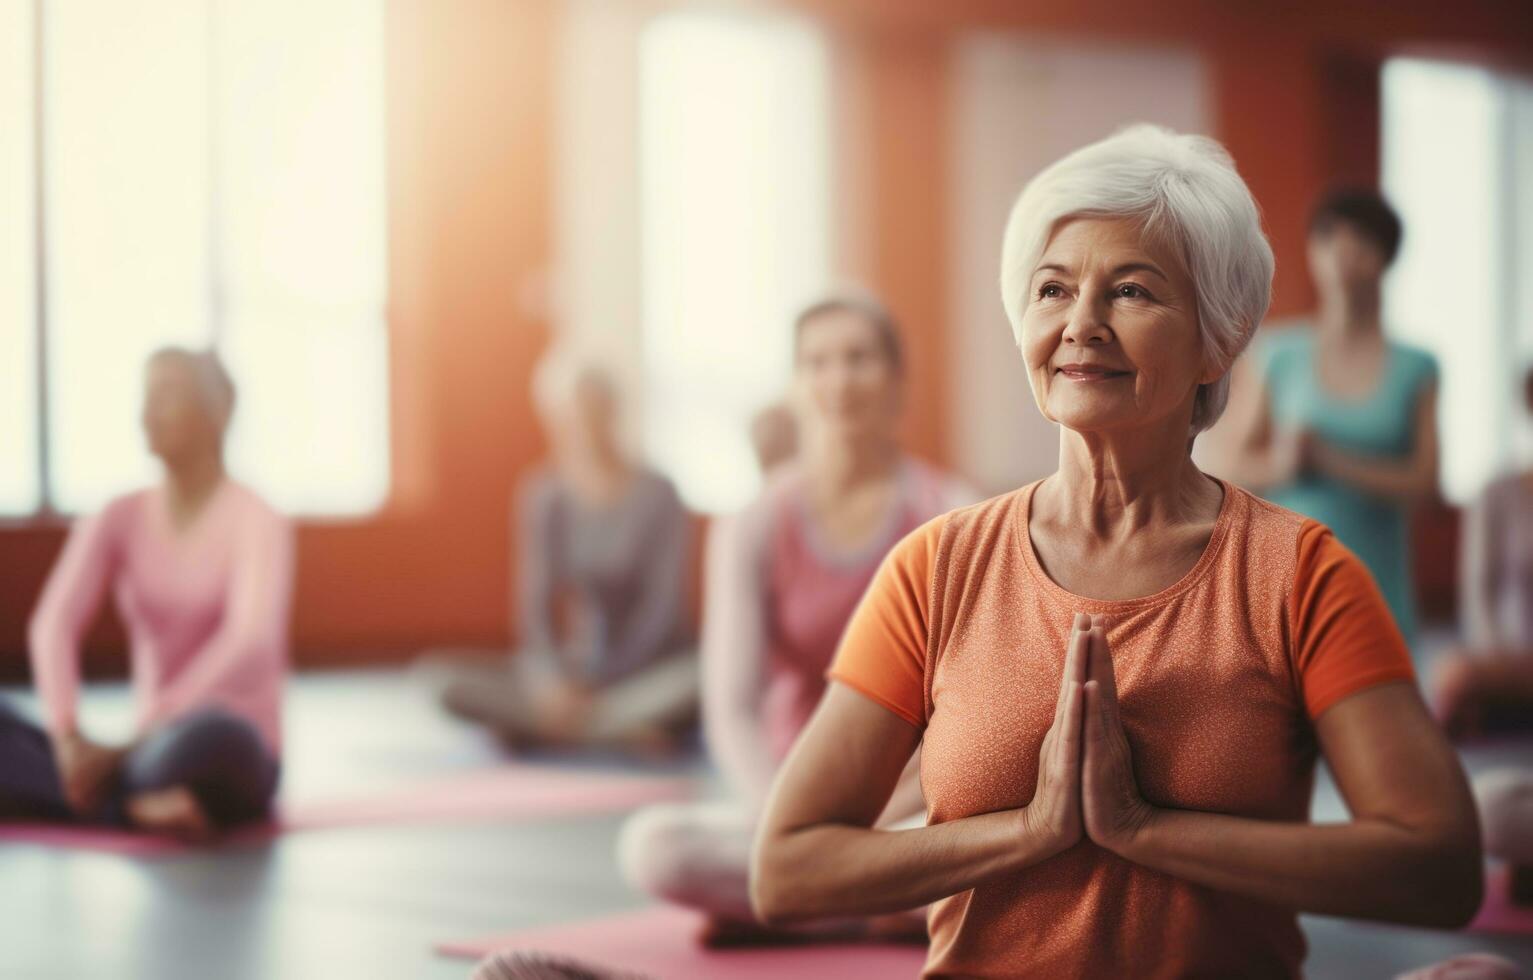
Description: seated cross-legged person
xmin=1 ymin=348 xmax=292 ymax=839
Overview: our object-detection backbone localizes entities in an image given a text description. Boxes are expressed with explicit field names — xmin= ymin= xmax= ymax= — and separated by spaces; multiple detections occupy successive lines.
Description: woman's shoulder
xmin=223 ymin=481 xmax=291 ymax=532
xmin=1218 ymin=481 xmax=1314 ymax=564
xmin=633 ymin=466 xmax=685 ymax=510
xmin=720 ymin=465 xmax=802 ymax=551
xmin=78 ymin=488 xmax=154 ymax=541
xmin=908 ymin=479 xmax=1033 ymax=564
xmin=1386 ymin=340 xmax=1439 ymax=384
xmin=898 ymin=455 xmax=985 ymax=514
xmin=1249 ymin=321 xmax=1314 ymax=376
xmin=99 ymin=487 xmax=154 ymax=520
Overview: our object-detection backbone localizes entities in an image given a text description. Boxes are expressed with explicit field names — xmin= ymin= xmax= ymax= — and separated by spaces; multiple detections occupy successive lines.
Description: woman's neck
xmin=1316 ymin=281 xmax=1384 ymax=344
xmin=1047 ymin=416 xmax=1217 ymax=537
xmin=803 ymin=430 xmax=901 ymax=494
xmin=559 ymin=440 xmax=633 ymax=506
xmin=163 ymin=452 xmax=226 ymax=519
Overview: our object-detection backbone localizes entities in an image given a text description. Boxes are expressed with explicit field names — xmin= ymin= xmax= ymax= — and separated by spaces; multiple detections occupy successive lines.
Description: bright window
xmin=1383 ymin=58 xmax=1530 ymax=503
xmin=638 ymin=10 xmax=830 ymax=513
xmin=10 ymin=0 xmax=388 ymax=517
xmin=0 ymin=0 xmax=38 ymax=514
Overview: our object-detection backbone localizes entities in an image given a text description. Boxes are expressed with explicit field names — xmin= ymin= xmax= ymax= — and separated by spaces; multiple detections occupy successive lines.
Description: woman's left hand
xmin=1080 ymin=616 xmax=1157 ymax=854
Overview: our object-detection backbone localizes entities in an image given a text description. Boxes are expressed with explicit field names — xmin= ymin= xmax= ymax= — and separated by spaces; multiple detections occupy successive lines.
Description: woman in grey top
xmin=438 ymin=350 xmax=698 ymax=752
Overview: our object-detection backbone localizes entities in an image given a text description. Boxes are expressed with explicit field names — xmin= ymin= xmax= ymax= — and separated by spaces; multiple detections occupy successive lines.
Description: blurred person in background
xmin=435 ymin=348 xmax=698 ymax=755
xmin=1429 ymin=365 xmax=1533 ymax=923
xmin=1220 ymin=189 xmax=1438 ymax=644
xmin=615 ymin=290 xmax=972 ymax=946
xmin=749 ymin=128 xmax=1478 ymax=977
xmin=1 ymin=348 xmax=293 ymax=840
xmin=749 ymin=400 xmax=799 ymax=477
xmin=1434 ymin=366 xmax=1533 ymax=736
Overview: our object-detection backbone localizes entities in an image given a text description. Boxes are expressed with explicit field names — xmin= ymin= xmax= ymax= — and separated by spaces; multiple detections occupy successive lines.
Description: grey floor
xmin=1 ymin=668 xmax=1530 ymax=979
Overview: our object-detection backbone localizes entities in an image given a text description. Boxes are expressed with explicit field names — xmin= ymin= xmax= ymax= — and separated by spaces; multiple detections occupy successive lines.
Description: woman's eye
xmin=1037 ymin=283 xmax=1065 ymax=300
xmin=1115 ymin=283 xmax=1150 ymax=300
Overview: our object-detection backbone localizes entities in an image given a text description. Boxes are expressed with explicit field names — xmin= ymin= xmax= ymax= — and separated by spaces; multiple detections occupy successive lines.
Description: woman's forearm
xmin=1217 ymin=442 xmax=1289 ymax=493
xmin=1311 ymin=442 xmax=1435 ymax=504
xmin=1119 ymin=809 xmax=1481 ymax=927
xmin=752 ymin=807 xmax=1059 ymax=923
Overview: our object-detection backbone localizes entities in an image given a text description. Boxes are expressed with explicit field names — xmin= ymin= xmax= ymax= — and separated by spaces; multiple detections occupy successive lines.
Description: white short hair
xmin=999 ymin=124 xmax=1274 ymax=434
xmin=148 ymin=346 xmax=235 ymax=422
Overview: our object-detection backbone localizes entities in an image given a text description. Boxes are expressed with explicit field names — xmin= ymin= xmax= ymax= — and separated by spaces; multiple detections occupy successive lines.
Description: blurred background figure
xmin=1434 ymin=365 xmax=1533 ymax=736
xmin=617 ymin=290 xmax=972 ymax=945
xmin=1219 ymin=190 xmax=1438 ymax=642
xmin=2 ymin=1 xmax=1531 ymax=975
xmin=434 ymin=348 xmax=698 ymax=755
xmin=749 ymin=401 xmax=798 ymax=477
xmin=2 ymin=349 xmax=292 ymax=840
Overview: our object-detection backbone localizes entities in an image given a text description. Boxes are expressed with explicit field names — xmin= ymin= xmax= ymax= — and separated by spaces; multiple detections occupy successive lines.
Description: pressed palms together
xmin=1025 ymin=612 xmax=1156 ymax=857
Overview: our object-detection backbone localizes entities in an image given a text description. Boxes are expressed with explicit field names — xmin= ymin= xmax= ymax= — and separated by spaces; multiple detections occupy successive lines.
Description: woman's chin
xmin=1046 ymin=403 xmax=1138 ymax=435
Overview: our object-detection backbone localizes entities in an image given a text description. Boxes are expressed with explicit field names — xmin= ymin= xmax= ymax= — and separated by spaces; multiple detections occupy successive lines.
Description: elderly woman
xmin=750 ymin=127 xmax=1480 ymax=976
xmin=435 ymin=349 xmax=699 ymax=752
xmin=1 ymin=348 xmax=292 ymax=839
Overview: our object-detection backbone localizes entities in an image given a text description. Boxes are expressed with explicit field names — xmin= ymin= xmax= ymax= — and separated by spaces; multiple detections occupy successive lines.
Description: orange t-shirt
xmin=827 ymin=480 xmax=1414 ymax=979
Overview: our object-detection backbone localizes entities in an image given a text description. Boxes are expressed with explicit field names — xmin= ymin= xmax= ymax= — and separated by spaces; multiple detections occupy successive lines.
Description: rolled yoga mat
xmin=437 ymin=904 xmax=928 ymax=979
xmin=0 ymin=765 xmax=692 ymax=856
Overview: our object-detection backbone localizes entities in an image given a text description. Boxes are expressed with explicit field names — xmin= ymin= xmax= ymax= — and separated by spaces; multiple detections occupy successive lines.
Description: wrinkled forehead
xmin=1036 ymin=214 xmax=1178 ymax=267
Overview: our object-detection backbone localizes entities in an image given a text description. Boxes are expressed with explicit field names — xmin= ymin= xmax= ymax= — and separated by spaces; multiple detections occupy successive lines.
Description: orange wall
xmin=1 ymin=0 xmax=1529 ymax=673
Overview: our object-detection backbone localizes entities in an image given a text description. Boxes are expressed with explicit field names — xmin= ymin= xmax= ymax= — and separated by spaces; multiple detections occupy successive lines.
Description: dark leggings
xmin=0 ymin=699 xmax=278 ymax=829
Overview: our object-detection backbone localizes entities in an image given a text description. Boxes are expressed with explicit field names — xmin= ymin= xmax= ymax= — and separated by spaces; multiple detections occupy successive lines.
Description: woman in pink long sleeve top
xmin=1 ymin=348 xmax=293 ymax=839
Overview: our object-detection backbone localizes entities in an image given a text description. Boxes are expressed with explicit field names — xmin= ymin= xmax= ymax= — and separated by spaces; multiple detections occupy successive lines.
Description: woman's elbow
xmin=748 ymin=835 xmax=812 ymax=927
xmin=1426 ymin=848 xmax=1484 ymax=929
xmin=1397 ymin=839 xmax=1483 ymax=929
xmin=748 ymin=842 xmax=790 ymax=926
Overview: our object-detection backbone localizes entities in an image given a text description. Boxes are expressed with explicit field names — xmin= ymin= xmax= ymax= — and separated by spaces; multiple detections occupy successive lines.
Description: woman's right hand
xmin=52 ymin=731 xmax=124 ymax=814
xmin=1021 ymin=613 xmax=1089 ymax=856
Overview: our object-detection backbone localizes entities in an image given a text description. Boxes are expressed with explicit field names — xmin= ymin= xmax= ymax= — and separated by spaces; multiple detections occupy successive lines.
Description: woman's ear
xmin=1198 ymin=353 xmax=1226 ymax=387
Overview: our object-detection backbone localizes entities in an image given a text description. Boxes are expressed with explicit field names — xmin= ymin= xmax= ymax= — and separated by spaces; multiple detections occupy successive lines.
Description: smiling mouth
xmin=1056 ymin=366 xmax=1131 ymax=381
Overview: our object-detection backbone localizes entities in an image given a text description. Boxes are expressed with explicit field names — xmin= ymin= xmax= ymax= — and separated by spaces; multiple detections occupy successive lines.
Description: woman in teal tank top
xmin=1239 ymin=191 xmax=1440 ymax=642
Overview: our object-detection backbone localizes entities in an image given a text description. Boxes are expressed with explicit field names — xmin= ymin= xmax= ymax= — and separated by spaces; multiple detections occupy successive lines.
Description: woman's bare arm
xmin=1308 ymin=384 xmax=1440 ymax=505
xmin=752 ymin=620 xmax=1094 ymax=924
xmin=1093 ymin=679 xmax=1481 ymax=928
xmin=1200 ymin=359 xmax=1298 ymax=492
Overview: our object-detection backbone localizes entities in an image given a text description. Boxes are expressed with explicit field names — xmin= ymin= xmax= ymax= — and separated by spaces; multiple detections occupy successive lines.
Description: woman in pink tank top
xmin=610 ymin=290 xmax=971 ymax=948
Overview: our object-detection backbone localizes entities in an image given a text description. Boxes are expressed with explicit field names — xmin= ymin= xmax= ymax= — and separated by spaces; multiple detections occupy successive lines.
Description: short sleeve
xmin=1291 ymin=520 xmax=1417 ymax=719
xmin=1409 ymin=345 xmax=1440 ymax=389
xmin=825 ymin=514 xmax=945 ymax=729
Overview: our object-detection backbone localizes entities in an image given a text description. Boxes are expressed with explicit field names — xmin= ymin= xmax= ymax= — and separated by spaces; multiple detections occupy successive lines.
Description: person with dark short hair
xmin=1223 ymin=187 xmax=1439 ymax=643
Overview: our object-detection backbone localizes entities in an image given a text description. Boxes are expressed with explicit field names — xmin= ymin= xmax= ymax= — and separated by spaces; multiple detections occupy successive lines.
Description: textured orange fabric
xmin=827 ymin=480 xmax=1415 ymax=978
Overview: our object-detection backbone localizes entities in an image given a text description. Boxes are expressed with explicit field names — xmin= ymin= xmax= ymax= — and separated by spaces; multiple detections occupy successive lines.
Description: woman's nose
xmin=1061 ymin=295 xmax=1112 ymax=346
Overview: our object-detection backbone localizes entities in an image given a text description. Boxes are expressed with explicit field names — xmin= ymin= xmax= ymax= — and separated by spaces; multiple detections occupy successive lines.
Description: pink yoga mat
xmin=0 ymin=765 xmax=690 ymax=856
xmin=436 ymin=905 xmax=928 ymax=979
xmin=1468 ymin=866 xmax=1533 ymax=936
